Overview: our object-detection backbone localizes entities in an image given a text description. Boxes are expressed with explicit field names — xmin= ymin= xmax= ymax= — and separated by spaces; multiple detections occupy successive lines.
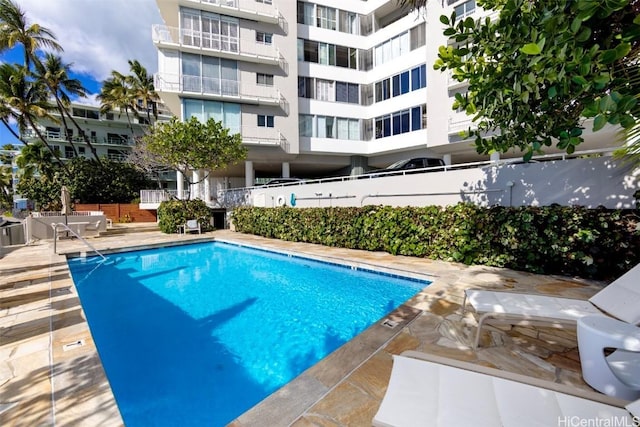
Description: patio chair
xmin=373 ymin=351 xmax=638 ymax=427
xmin=182 ymin=219 xmax=201 ymax=234
xmin=577 ymin=315 xmax=640 ymax=400
xmin=462 ymin=263 xmax=640 ymax=348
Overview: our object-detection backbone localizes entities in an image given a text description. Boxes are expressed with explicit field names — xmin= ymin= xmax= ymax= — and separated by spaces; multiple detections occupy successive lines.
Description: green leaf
xmin=571 ymin=75 xmax=588 ymax=86
xmin=575 ymin=27 xmax=592 ymax=42
xmin=593 ymin=114 xmax=607 ymax=131
xmin=570 ymin=17 xmax=582 ymax=33
xmin=600 ymin=49 xmax=618 ymax=64
xmin=440 ymin=15 xmax=450 ymax=25
xmin=521 ymin=43 xmax=542 ymax=55
xmin=620 ymin=114 xmax=636 ymax=129
xmin=548 ymin=86 xmax=557 ymax=99
xmin=443 ymin=28 xmax=457 ymax=36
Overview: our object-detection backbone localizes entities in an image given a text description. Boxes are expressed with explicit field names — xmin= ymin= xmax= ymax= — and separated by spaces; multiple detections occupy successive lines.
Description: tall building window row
xmin=182 ymin=53 xmax=238 ymax=96
xmin=297 ymin=2 xmax=360 ymax=35
xmin=374 ymin=64 xmax=427 ymax=102
xmin=298 ymin=77 xmax=359 ymax=104
xmin=297 ymin=39 xmax=358 ymax=69
xmin=299 ymin=114 xmax=360 ymax=140
xmin=455 ymin=0 xmax=476 ymax=18
xmin=184 ymin=99 xmax=241 ymax=134
xmin=180 ymin=8 xmax=239 ymax=53
xmin=375 ymin=104 xmax=426 ymax=139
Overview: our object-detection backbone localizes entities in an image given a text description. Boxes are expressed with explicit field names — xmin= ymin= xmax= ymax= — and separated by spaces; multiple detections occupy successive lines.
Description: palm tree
xmin=0 ymin=165 xmax=13 ymax=211
xmin=0 ymin=63 xmax=69 ymax=174
xmin=0 ymin=0 xmax=63 ymax=68
xmin=33 ymin=53 xmax=102 ymax=164
xmin=397 ymin=0 xmax=427 ymax=11
xmin=126 ymin=59 xmax=159 ymax=126
xmin=98 ymin=70 xmax=136 ymax=136
xmin=15 ymin=140 xmax=53 ymax=179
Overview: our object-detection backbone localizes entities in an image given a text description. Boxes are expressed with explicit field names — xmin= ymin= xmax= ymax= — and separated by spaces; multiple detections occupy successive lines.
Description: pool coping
xmin=62 ymin=236 xmax=434 ymax=427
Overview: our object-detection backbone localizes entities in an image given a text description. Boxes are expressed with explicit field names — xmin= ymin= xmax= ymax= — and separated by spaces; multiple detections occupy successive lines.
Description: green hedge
xmin=157 ymin=199 xmax=214 ymax=234
xmin=231 ymin=204 xmax=640 ymax=280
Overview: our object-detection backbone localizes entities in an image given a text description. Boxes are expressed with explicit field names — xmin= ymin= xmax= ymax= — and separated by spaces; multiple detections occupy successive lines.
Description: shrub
xmin=231 ymin=204 xmax=640 ymax=280
xmin=157 ymin=199 xmax=214 ymax=234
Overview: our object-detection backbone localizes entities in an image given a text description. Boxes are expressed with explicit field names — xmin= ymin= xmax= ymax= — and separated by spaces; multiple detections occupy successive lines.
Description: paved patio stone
xmin=1 ymin=226 xmax=612 ymax=426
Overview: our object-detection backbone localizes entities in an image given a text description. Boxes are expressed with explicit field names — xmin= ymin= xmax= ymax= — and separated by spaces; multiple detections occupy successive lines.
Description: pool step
xmin=100 ymin=223 xmax=160 ymax=236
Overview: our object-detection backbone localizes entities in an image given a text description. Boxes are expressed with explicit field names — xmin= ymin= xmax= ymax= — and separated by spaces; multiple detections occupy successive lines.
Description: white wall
xmin=244 ymin=156 xmax=638 ymax=209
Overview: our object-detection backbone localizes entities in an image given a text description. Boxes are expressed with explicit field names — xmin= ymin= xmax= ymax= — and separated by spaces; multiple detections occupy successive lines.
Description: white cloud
xmin=18 ymin=0 xmax=162 ymax=83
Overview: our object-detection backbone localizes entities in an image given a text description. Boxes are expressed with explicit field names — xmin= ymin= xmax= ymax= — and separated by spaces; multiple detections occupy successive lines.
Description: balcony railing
xmin=152 ymin=24 xmax=287 ymax=71
xmin=178 ymin=0 xmax=285 ymax=29
xmin=22 ymin=129 xmax=135 ymax=146
xmin=140 ymin=189 xmax=191 ymax=204
xmin=154 ymin=73 xmax=287 ymax=109
xmin=241 ymin=126 xmax=289 ymax=152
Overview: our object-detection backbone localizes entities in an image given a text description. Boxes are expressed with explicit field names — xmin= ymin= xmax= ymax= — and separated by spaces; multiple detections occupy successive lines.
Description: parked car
xmin=263 ymin=178 xmax=303 ymax=186
xmin=362 ymin=157 xmax=445 ymax=177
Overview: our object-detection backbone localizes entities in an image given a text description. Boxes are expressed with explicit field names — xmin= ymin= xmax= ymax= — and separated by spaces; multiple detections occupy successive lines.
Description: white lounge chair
xmin=463 ymin=263 xmax=640 ymax=348
xmin=578 ymin=315 xmax=640 ymax=400
xmin=373 ymin=351 xmax=639 ymax=427
xmin=181 ymin=219 xmax=201 ymax=234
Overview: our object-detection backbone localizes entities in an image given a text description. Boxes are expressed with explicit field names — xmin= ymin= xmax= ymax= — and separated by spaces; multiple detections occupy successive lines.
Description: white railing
xmin=31 ymin=211 xmax=104 ymax=218
xmin=140 ymin=189 xmax=191 ymax=204
xmin=180 ymin=0 xmax=282 ymax=23
xmin=154 ymin=72 xmax=284 ymax=105
xmin=152 ymin=24 xmax=285 ymax=69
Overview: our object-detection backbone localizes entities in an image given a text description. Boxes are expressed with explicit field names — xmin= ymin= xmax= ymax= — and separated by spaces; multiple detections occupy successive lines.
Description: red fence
xmin=75 ymin=203 xmax=157 ymax=223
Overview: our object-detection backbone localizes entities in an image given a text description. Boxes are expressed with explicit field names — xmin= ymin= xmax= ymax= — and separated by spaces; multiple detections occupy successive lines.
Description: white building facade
xmin=152 ymin=0 xmax=623 ymax=194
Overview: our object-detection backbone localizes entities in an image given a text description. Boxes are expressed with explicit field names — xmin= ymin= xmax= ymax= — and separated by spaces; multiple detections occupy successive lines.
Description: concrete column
xmin=349 ymin=155 xmax=367 ymax=176
xmin=282 ymin=162 xmax=290 ymax=178
xmin=203 ymin=173 xmax=211 ymax=203
xmin=191 ymin=170 xmax=200 ymax=200
xmin=176 ymin=170 xmax=184 ymax=199
xmin=443 ymin=154 xmax=452 ymax=165
xmin=245 ymin=161 xmax=254 ymax=188
xmin=490 ymin=152 xmax=501 ymax=162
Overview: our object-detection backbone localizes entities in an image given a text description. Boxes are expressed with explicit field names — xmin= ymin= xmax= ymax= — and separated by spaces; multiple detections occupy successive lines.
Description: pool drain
xmin=62 ymin=340 xmax=85 ymax=351
xmin=382 ymin=318 xmax=399 ymax=328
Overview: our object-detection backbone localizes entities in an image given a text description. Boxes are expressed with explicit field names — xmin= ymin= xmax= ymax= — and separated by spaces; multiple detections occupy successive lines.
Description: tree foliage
xmin=434 ymin=0 xmax=640 ymax=160
xmin=140 ymin=116 xmax=247 ymax=186
xmin=16 ymin=157 xmax=153 ymax=209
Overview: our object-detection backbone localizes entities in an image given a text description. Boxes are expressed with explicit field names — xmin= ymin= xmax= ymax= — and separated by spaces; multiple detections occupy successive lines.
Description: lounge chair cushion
xmin=373 ymin=354 xmax=633 ymax=427
xmin=465 ymin=290 xmax=603 ymax=321
xmin=589 ymin=263 xmax=640 ymax=325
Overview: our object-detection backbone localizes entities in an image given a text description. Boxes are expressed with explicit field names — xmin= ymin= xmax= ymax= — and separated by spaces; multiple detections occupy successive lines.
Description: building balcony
xmin=447 ymin=69 xmax=469 ymax=90
xmin=171 ymin=0 xmax=286 ymax=30
xmin=241 ymin=126 xmax=289 ymax=153
xmin=154 ymin=72 xmax=289 ymax=113
xmin=22 ymin=129 xmax=136 ymax=146
xmin=152 ymin=24 xmax=288 ymax=72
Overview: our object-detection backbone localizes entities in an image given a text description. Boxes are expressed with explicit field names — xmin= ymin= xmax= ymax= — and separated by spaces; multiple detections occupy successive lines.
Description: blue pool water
xmin=68 ymin=241 xmax=428 ymax=426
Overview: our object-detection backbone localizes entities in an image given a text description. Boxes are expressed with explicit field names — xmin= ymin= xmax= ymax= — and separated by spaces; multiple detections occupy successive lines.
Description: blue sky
xmin=1 ymin=0 xmax=163 ymax=147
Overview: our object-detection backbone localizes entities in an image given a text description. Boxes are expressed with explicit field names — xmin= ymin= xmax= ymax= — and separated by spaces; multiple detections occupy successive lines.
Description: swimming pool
xmin=68 ymin=241 xmax=429 ymax=426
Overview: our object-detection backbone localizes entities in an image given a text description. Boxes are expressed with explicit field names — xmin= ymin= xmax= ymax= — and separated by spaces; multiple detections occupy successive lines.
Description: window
xmin=315 ymin=79 xmax=335 ymax=101
xmin=411 ymin=64 xmax=427 ymax=91
xmin=455 ymin=0 xmax=476 ymax=18
xmin=336 ymin=81 xmax=359 ymax=104
xmin=257 ymin=73 xmax=274 ymax=86
xmin=299 ymin=114 xmax=313 ymax=136
xmin=375 ymin=78 xmax=391 ymax=102
xmin=318 ymin=43 xmax=336 ymax=65
xmin=336 ymin=46 xmax=357 ymax=69
xmin=258 ymin=115 xmax=274 ymax=127
xmin=181 ymin=10 xmax=201 ymax=47
xmin=317 ymin=116 xmax=334 ymax=138
xmin=337 ymin=118 xmax=360 ymax=140
xmin=410 ymin=24 xmax=426 ymax=50
xmin=256 ymin=31 xmax=272 ymax=44
xmin=375 ymin=105 xmax=424 ymax=138
xmin=256 ymin=0 xmax=272 ymax=4
xmin=339 ymin=10 xmax=358 ymax=34
xmin=316 ymin=6 xmax=336 ymax=30
xmin=65 ymin=146 xmax=74 ymax=159
xmin=303 ymin=39 xmax=318 ymax=62
xmin=184 ymin=99 xmax=241 ymax=133
xmin=78 ymin=146 xmax=85 ymax=154
xmin=375 ymin=32 xmax=410 ymax=66
xmin=298 ymin=77 xmax=314 ymax=98
xmin=297 ymin=1 xmax=314 ymax=25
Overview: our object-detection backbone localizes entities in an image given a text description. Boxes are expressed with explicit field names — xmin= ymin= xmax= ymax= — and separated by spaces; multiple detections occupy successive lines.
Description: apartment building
xmin=21 ymin=101 xmax=177 ymax=188
xmin=152 ymin=0 xmax=622 ymax=191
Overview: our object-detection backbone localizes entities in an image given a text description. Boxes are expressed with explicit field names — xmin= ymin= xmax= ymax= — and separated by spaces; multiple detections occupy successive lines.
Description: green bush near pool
xmin=231 ymin=203 xmax=640 ymax=280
